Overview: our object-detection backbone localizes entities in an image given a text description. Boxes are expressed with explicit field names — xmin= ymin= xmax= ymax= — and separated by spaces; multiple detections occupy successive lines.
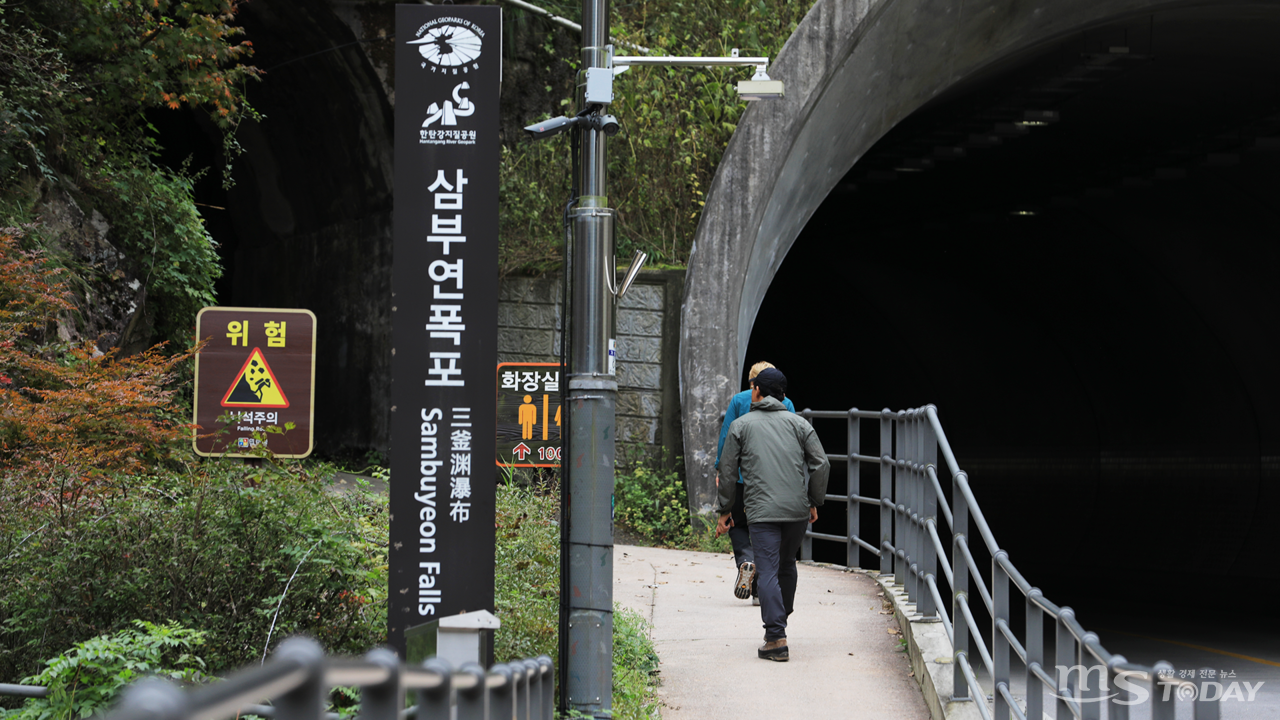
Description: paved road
xmin=614 ymin=544 xmax=931 ymax=720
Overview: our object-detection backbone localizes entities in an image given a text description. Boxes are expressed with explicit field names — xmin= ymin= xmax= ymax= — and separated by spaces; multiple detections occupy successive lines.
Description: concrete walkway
xmin=614 ymin=544 xmax=932 ymax=720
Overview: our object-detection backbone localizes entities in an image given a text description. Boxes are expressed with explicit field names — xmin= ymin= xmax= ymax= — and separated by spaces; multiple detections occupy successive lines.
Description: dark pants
xmin=728 ymin=483 xmax=753 ymax=568
xmin=749 ymin=520 xmax=808 ymax=641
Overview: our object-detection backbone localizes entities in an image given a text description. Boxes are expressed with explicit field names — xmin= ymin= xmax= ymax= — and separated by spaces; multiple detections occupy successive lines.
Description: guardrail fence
xmin=798 ymin=405 xmax=1221 ymax=720
xmin=92 ymin=637 xmax=552 ymax=720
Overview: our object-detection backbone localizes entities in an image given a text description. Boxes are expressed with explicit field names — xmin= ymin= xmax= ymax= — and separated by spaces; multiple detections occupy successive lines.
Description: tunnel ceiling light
xmin=893 ymin=158 xmax=934 ymax=172
xmin=994 ymin=122 xmax=1029 ymax=136
xmin=1023 ymin=110 xmax=1059 ymax=123
xmin=1010 ymin=210 xmax=1037 ymax=216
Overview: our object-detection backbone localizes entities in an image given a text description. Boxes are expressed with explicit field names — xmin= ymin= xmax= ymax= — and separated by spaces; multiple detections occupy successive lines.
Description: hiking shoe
xmin=758 ymin=639 xmax=789 ymax=662
xmin=734 ymin=562 xmax=756 ymax=600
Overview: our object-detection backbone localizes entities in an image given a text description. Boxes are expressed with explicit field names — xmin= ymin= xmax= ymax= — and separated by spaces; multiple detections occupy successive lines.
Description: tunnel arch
xmin=150 ymin=0 xmax=398 ymax=454
xmin=679 ymin=0 xmax=1276 ymax=514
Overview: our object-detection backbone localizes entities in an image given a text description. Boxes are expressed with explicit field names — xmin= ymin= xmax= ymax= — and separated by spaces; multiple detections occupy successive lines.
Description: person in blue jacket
xmin=715 ymin=360 xmax=796 ymax=604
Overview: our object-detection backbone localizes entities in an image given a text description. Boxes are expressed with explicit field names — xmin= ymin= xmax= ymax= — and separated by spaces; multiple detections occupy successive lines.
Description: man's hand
xmin=715 ymin=513 xmax=733 ymax=538
xmin=809 ymin=506 xmax=818 ymax=524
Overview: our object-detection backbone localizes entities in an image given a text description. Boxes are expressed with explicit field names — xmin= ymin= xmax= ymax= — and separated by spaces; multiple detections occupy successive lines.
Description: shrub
xmin=614 ymin=452 xmax=729 ymax=553
xmin=614 ymin=462 xmax=691 ymax=546
xmin=0 ymin=464 xmax=388 ymax=682
xmin=0 ymin=621 xmax=208 ymax=720
xmin=0 ymin=228 xmax=193 ymax=493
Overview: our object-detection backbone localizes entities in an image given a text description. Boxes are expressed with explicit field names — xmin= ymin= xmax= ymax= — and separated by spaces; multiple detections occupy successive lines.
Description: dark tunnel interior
xmin=748 ymin=6 xmax=1280 ymax=624
xmin=148 ymin=0 xmax=397 ymax=458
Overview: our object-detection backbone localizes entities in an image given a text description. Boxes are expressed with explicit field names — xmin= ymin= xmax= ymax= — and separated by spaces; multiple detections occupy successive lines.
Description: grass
xmin=494 ymin=479 xmax=663 ymax=719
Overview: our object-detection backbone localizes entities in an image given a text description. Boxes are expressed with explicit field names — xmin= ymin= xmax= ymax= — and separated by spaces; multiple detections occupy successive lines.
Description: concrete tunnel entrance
xmin=747 ymin=6 xmax=1280 ymax=619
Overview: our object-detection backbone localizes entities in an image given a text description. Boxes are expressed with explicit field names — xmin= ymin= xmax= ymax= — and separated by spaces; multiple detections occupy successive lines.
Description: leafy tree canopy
xmin=0 ymin=0 xmax=261 ymax=346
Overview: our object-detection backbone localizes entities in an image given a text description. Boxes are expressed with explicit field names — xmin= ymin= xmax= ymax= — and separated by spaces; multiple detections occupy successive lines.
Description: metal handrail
xmin=797 ymin=404 xmax=1225 ymax=720
xmin=86 ymin=638 xmax=554 ymax=720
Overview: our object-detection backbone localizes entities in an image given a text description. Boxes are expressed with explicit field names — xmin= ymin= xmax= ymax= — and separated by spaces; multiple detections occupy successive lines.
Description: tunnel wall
xmin=685 ymin=0 xmax=1280 ymax=604
xmin=679 ymin=0 xmax=1259 ymax=512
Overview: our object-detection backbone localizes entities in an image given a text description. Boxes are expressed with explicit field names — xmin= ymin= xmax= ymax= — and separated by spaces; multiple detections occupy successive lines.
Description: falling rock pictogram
xmin=220 ymin=348 xmax=289 ymax=408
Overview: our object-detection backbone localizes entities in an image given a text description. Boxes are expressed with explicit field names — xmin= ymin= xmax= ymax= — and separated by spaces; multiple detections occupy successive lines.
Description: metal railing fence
xmin=85 ymin=637 xmax=554 ymax=720
xmin=798 ymin=405 xmax=1221 ymax=720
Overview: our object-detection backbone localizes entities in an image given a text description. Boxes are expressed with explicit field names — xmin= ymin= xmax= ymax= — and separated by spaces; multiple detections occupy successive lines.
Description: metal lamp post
xmin=523 ymin=1 xmax=784 ymax=714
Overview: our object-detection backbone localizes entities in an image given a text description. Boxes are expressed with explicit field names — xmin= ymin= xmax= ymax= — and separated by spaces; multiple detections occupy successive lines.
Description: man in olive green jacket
xmin=715 ymin=368 xmax=830 ymax=661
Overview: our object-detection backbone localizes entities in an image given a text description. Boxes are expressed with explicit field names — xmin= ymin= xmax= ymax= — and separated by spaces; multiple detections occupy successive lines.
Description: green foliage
xmin=610 ymin=608 xmax=660 ymax=716
xmin=102 ymin=162 xmax=221 ymax=345
xmin=1 ymin=621 xmax=207 ymax=720
xmin=0 ymin=464 xmax=388 ymax=682
xmin=492 ymin=480 xmax=661 ymax=720
xmin=498 ymin=142 xmax=573 ymax=275
xmin=494 ymin=479 xmax=561 ymax=663
xmin=500 ymin=0 xmax=813 ymax=274
xmin=0 ymin=0 xmax=256 ymax=347
xmin=614 ymin=449 xmax=730 ymax=553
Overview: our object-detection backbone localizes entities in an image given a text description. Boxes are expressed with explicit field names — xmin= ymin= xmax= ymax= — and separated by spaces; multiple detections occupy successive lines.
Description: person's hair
xmin=753 ymin=368 xmax=787 ymax=401
xmin=747 ymin=361 xmax=775 ymax=382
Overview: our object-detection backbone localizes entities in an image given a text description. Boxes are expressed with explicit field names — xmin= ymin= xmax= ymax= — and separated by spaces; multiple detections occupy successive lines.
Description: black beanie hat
xmin=753 ymin=367 xmax=787 ymax=398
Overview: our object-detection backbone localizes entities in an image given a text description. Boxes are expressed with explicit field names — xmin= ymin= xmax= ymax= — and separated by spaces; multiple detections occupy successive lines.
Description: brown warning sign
xmin=193 ymin=307 xmax=316 ymax=458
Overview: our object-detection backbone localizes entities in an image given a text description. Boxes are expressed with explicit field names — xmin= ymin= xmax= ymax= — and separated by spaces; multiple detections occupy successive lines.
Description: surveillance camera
xmin=524 ymin=115 xmax=580 ymax=140
xmin=594 ymin=114 xmax=621 ymax=137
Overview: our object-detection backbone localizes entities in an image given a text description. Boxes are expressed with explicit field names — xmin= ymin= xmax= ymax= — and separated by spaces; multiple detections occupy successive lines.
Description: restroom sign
xmin=192 ymin=307 xmax=317 ymax=458
xmin=495 ymin=362 xmax=562 ymax=467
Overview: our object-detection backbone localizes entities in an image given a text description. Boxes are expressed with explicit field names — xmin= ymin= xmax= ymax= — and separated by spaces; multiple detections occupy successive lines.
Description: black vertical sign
xmin=390 ymin=4 xmax=500 ymax=655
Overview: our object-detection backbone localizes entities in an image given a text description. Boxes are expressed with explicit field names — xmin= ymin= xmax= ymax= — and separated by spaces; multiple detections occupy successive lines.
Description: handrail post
xmin=848 ymin=409 xmax=860 ymax=569
xmin=1080 ymin=633 xmax=1101 ymax=720
xmin=488 ymin=664 xmax=515 ymax=720
xmin=880 ymin=409 xmax=893 ymax=575
xmin=895 ymin=411 xmax=907 ymax=589
xmin=517 ymin=659 xmax=533 ymax=720
xmin=112 ymin=678 xmax=188 ymax=720
xmin=1194 ymin=666 xmax=1220 ymax=720
xmin=418 ymin=658 xmax=453 ymax=720
xmin=456 ymin=662 xmax=487 ymax=720
xmin=952 ymin=471 xmax=970 ymax=701
xmin=1152 ymin=661 xmax=1176 ymax=720
xmin=537 ymin=656 xmax=555 ymax=720
xmin=358 ymin=648 xmax=401 ymax=720
xmin=1108 ymin=656 xmax=1131 ymax=720
xmin=1056 ymin=610 xmax=1077 ymax=720
xmin=801 ymin=410 xmax=814 ymax=561
xmin=919 ymin=413 xmax=937 ymax=617
xmin=1025 ymin=589 xmax=1044 ymax=720
xmin=906 ymin=411 xmax=919 ymax=605
xmin=992 ymin=552 xmax=1011 ymax=720
xmin=274 ymin=638 xmax=327 ymax=720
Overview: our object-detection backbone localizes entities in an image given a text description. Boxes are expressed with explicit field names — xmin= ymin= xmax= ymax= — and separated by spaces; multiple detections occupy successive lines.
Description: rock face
xmin=34 ymin=186 xmax=151 ymax=356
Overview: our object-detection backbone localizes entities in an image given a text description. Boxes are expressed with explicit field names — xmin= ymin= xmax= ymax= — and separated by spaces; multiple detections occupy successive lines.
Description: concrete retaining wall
xmin=497 ymin=269 xmax=685 ymax=471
